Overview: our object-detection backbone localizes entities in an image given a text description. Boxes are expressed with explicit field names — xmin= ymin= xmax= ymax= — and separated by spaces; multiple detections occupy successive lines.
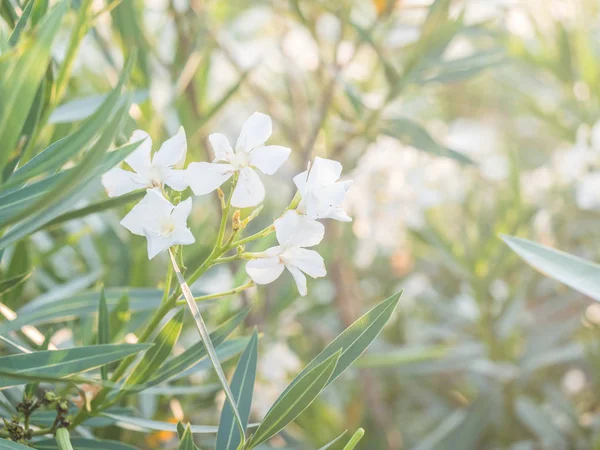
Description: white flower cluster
xmin=101 ymin=112 xmax=352 ymax=296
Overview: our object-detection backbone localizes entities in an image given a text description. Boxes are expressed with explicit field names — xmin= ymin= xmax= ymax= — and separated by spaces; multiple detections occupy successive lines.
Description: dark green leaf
xmin=216 ymin=329 xmax=258 ymax=450
xmin=247 ymin=351 xmax=341 ymax=448
xmin=177 ymin=424 xmax=200 ymax=450
xmin=381 ymin=118 xmax=473 ymax=165
xmin=121 ymin=310 xmax=184 ymax=393
xmin=283 ymin=292 xmax=401 ymax=395
xmin=147 ymin=307 xmax=250 ymax=387
xmin=0 ymin=344 xmax=151 ymax=388
xmin=98 ymin=287 xmax=110 ymax=380
xmin=0 ymin=2 xmax=66 ymax=172
xmin=32 ymin=438 xmax=139 ymax=450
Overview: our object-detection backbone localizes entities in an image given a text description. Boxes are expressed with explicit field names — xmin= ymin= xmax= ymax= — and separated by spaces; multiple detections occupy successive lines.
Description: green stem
xmin=176 ymin=280 xmax=254 ymax=306
xmin=168 ymin=250 xmax=247 ymax=445
xmin=226 ymin=225 xmax=275 ymax=251
xmin=55 ymin=428 xmax=74 ymax=450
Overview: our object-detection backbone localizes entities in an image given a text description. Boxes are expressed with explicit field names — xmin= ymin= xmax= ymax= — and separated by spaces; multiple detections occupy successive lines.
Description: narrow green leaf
xmin=0 ymin=272 xmax=30 ymax=296
xmin=170 ymin=250 xmax=245 ymax=441
xmin=0 ymin=96 xmax=134 ymax=231
xmin=7 ymin=56 xmax=134 ymax=186
xmin=0 ymin=344 xmax=151 ymax=388
xmin=121 ymin=309 xmax=184 ymax=392
xmin=502 ymin=235 xmax=600 ymax=302
xmin=247 ymin=350 xmax=341 ymax=448
xmin=32 ymin=438 xmax=139 ymax=450
xmin=0 ymin=138 xmax=141 ymax=250
xmin=147 ymin=307 xmax=250 ymax=387
xmin=318 ymin=431 xmax=347 ymax=450
xmin=8 ymin=0 xmax=34 ymax=46
xmin=216 ymin=329 xmax=258 ymax=450
xmin=178 ymin=424 xmax=200 ymax=450
xmin=98 ymin=287 xmax=110 ymax=380
xmin=381 ymin=118 xmax=474 ymax=165
xmin=102 ymin=413 xmax=219 ymax=434
xmin=41 ymin=191 xmax=145 ymax=230
xmin=282 ymin=292 xmax=401 ymax=396
xmin=49 ymin=90 xmax=147 ymax=124
xmin=0 ymin=438 xmax=32 ymax=449
xmin=0 ymin=288 xmax=165 ymax=334
xmin=0 ymin=2 xmax=66 ymax=172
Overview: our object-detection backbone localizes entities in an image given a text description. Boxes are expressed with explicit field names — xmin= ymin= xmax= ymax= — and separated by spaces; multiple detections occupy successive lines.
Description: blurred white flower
xmin=576 ymin=173 xmax=600 ymax=210
xmin=446 ymin=119 xmax=508 ymax=181
xmin=294 ymin=157 xmax=352 ymax=222
xmin=120 ymin=190 xmax=195 ymax=259
xmin=102 ymin=128 xmax=187 ymax=197
xmin=186 ymin=112 xmax=291 ymax=208
xmin=348 ymin=138 xmax=464 ymax=267
xmin=245 ymin=210 xmax=325 ymax=296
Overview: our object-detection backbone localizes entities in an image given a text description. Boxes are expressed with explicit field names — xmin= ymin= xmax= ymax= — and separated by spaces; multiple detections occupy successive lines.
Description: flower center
xmin=148 ymin=166 xmax=164 ymax=188
xmin=158 ymin=218 xmax=176 ymax=236
xmin=229 ymin=151 xmax=249 ymax=170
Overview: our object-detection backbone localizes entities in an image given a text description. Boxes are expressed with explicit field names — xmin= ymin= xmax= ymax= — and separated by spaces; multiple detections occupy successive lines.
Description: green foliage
xmin=3 ymin=0 xmax=599 ymax=449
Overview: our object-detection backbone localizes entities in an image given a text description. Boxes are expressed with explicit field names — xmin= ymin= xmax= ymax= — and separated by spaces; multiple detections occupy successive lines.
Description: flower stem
xmin=168 ymin=249 xmax=247 ymax=444
xmin=226 ymin=225 xmax=275 ymax=250
xmin=176 ymin=280 xmax=254 ymax=306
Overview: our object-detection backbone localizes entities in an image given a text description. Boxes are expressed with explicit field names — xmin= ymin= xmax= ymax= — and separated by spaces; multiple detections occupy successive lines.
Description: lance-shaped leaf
xmin=120 ymin=309 xmax=184 ymax=393
xmin=0 ymin=2 xmax=66 ymax=173
xmin=177 ymin=424 xmax=200 ymax=450
xmin=146 ymin=307 xmax=249 ymax=388
xmin=0 ymin=437 xmax=34 ymax=449
xmin=247 ymin=350 xmax=341 ymax=448
xmin=282 ymin=292 xmax=401 ymax=397
xmin=0 ymin=344 xmax=151 ymax=388
xmin=102 ymin=413 xmax=218 ymax=434
xmin=6 ymin=55 xmax=135 ymax=188
xmin=97 ymin=288 xmax=110 ymax=380
xmin=502 ymin=235 xmax=600 ymax=302
xmin=33 ymin=438 xmax=139 ymax=450
xmin=0 ymin=288 xmax=165 ymax=334
xmin=216 ymin=329 xmax=258 ymax=450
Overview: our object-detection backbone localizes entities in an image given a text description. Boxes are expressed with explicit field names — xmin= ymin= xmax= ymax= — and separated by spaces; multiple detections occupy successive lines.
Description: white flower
xmin=293 ymin=157 xmax=352 ymax=222
xmin=120 ymin=189 xmax=195 ymax=259
xmin=102 ymin=127 xmax=188 ymax=197
xmin=245 ymin=210 xmax=325 ymax=296
xmin=185 ymin=112 xmax=291 ymax=208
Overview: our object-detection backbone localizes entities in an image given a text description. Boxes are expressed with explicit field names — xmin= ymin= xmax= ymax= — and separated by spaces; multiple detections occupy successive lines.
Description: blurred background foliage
xmin=3 ymin=0 xmax=600 ymax=448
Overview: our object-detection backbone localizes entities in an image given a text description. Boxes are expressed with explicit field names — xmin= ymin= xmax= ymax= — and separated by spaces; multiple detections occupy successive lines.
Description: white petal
xmin=293 ymin=170 xmax=309 ymax=196
xmin=310 ymin=157 xmax=342 ymax=185
xmin=171 ymin=227 xmax=195 ymax=246
xmin=246 ymin=256 xmax=285 ymax=285
xmin=186 ymin=162 xmax=234 ymax=196
xmin=235 ymin=112 xmax=272 ymax=153
xmin=231 ymin=167 xmax=265 ymax=208
xmin=101 ymin=167 xmax=145 ymax=197
xmin=171 ymin=197 xmax=193 ymax=227
xmin=144 ymin=189 xmax=175 ymax=216
xmin=305 ymin=182 xmax=349 ymax=220
xmin=164 ymin=169 xmax=188 ymax=191
xmin=153 ymin=127 xmax=187 ymax=169
xmin=274 ymin=210 xmax=324 ymax=248
xmin=283 ymin=248 xmax=326 ymax=278
xmin=125 ymin=130 xmax=153 ymax=175
xmin=145 ymin=234 xmax=172 ymax=259
xmin=286 ymin=265 xmax=307 ymax=296
xmin=120 ymin=201 xmax=149 ymax=236
xmin=209 ymin=133 xmax=234 ymax=162
xmin=321 ymin=207 xmax=352 ymax=222
xmin=249 ymin=145 xmax=291 ymax=175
